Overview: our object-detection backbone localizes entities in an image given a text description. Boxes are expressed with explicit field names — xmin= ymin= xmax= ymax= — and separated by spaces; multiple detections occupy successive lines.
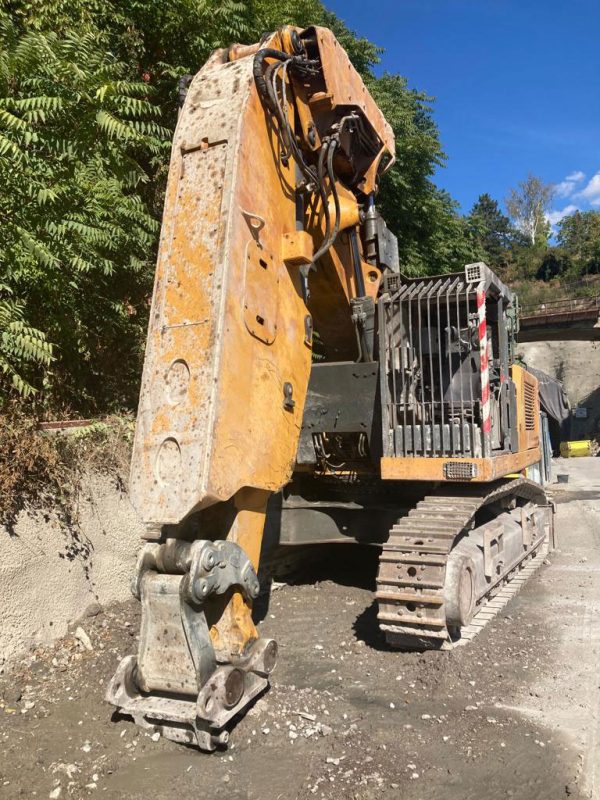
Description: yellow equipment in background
xmin=560 ymin=440 xmax=594 ymax=457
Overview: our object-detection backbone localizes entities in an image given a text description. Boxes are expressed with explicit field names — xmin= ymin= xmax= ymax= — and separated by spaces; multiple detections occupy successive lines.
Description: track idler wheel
xmin=444 ymin=554 xmax=476 ymax=629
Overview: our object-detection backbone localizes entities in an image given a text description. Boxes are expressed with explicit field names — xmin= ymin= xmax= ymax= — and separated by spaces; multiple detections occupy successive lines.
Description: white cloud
xmin=555 ymin=170 xmax=586 ymax=198
xmin=555 ymin=181 xmax=575 ymax=198
xmin=574 ymin=171 xmax=600 ymax=204
xmin=546 ymin=204 xmax=579 ymax=226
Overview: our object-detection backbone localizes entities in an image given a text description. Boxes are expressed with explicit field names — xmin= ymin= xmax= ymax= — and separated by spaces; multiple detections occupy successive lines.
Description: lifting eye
xmin=259 ymin=258 xmax=268 ymax=270
xmin=256 ymin=315 xmax=265 ymax=326
xmin=283 ymin=381 xmax=295 ymax=411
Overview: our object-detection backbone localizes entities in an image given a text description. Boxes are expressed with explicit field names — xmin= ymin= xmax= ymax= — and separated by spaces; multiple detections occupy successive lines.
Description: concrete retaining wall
xmin=0 ymin=472 xmax=142 ymax=663
xmin=520 ymin=340 xmax=600 ymax=439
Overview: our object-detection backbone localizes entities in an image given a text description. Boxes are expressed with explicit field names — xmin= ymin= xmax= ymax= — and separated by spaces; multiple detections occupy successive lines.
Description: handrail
xmin=520 ymin=295 xmax=600 ymax=319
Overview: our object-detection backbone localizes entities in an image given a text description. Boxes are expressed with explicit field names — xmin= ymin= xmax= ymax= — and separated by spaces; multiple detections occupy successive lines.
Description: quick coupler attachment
xmin=106 ymin=539 xmax=277 ymax=751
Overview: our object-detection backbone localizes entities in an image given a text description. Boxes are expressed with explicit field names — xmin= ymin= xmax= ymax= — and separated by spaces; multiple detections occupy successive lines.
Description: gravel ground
xmin=1 ymin=458 xmax=599 ymax=800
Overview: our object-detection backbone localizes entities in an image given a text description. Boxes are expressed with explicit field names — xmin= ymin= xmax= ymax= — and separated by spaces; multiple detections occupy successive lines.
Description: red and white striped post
xmin=477 ymin=285 xmax=492 ymax=457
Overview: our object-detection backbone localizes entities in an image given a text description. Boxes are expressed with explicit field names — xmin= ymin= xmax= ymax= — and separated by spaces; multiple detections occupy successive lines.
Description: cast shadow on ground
xmin=253 ymin=542 xmax=402 ymax=651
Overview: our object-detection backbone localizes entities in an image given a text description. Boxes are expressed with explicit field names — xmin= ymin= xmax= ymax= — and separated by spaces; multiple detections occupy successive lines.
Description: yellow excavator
xmin=106 ymin=25 xmax=553 ymax=750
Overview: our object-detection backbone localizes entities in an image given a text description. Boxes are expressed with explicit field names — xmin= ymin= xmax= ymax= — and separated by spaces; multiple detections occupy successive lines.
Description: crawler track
xmin=376 ymin=478 xmax=550 ymax=650
xmin=449 ymin=538 xmax=548 ymax=648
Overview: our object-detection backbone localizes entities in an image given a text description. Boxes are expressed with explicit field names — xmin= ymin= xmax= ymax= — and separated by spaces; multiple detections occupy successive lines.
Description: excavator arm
xmin=107 ymin=25 xmax=396 ymax=750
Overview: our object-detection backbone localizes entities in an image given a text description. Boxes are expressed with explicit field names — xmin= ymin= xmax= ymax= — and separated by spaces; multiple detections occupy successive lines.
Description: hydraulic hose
xmin=326 ymin=140 xmax=341 ymax=245
xmin=252 ymin=49 xmax=290 ymax=109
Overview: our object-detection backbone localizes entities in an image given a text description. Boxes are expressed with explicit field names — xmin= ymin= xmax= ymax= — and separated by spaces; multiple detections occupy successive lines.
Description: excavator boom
xmin=107 ymin=25 xmax=397 ymax=750
xmin=129 ymin=25 xmax=394 ymax=531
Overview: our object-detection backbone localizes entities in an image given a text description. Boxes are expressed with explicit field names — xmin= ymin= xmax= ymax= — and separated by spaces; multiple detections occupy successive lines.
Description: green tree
xmin=3 ymin=0 xmax=481 ymax=409
xmin=0 ymin=14 xmax=169 ymax=407
xmin=0 ymin=286 xmax=53 ymax=397
xmin=10 ymin=0 xmax=476 ymax=278
xmin=7 ymin=0 xmax=255 ymax=133
xmin=535 ymin=248 xmax=573 ymax=282
xmin=557 ymin=210 xmax=600 ymax=273
xmin=369 ymin=75 xmax=473 ymax=274
xmin=466 ymin=193 xmax=512 ymax=267
xmin=505 ymin=174 xmax=554 ymax=247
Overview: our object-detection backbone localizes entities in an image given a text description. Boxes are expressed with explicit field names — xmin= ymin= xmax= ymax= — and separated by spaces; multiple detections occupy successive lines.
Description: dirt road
xmin=1 ymin=459 xmax=599 ymax=800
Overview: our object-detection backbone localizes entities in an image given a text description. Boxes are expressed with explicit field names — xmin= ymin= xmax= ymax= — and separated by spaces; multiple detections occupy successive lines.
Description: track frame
xmin=376 ymin=477 xmax=553 ymax=649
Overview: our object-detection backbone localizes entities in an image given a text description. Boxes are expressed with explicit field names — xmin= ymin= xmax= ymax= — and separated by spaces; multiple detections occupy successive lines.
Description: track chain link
xmin=376 ymin=477 xmax=547 ymax=649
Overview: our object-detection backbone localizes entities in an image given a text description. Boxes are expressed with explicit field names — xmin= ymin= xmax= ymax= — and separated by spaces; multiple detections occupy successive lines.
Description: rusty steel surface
xmin=519 ymin=294 xmax=600 ymax=341
xmin=129 ymin=25 xmax=394 ymax=532
xmin=37 ymin=419 xmax=94 ymax=431
xmin=520 ymin=294 xmax=600 ymax=320
xmin=130 ymin=41 xmax=309 ymax=530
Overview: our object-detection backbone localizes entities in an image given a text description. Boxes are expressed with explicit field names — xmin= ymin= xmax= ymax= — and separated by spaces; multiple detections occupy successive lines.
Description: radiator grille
xmin=380 ymin=271 xmax=483 ymax=459
xmin=524 ymin=378 xmax=536 ymax=431
xmin=444 ymin=461 xmax=478 ymax=480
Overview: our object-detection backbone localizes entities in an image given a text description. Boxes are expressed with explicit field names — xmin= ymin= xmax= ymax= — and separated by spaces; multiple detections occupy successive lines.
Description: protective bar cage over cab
xmin=378 ymin=263 xmax=541 ymax=483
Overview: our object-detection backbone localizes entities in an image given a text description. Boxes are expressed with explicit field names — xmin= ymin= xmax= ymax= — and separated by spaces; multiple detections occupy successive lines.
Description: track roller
xmin=444 ymin=554 xmax=476 ymax=630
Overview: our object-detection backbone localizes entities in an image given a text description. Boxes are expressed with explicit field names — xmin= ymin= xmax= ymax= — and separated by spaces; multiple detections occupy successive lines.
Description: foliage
xmin=0 ymin=408 xmax=133 ymax=534
xmin=1 ymin=0 xmax=490 ymax=412
xmin=0 ymin=13 xmax=169 ymax=409
xmin=512 ymin=273 xmax=600 ymax=309
xmin=466 ymin=194 xmax=513 ymax=268
xmin=368 ymin=75 xmax=470 ymax=274
xmin=505 ymin=207 xmax=600 ymax=289
xmin=557 ymin=210 xmax=600 ymax=273
xmin=505 ymin=173 xmax=554 ymax=247
xmin=534 ymin=248 xmax=573 ymax=282
xmin=0 ymin=285 xmax=53 ymax=397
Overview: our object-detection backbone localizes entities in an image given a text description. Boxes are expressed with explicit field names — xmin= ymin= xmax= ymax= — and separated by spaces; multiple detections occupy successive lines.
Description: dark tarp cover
xmin=526 ymin=366 xmax=570 ymax=422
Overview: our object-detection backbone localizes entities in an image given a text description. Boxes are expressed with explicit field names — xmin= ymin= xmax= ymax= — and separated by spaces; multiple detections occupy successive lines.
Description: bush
xmin=535 ymin=248 xmax=573 ymax=282
xmin=0 ymin=407 xmax=133 ymax=534
xmin=0 ymin=14 xmax=169 ymax=410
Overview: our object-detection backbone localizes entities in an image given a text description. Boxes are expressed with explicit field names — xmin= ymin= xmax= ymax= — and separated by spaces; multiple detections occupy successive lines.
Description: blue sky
xmin=325 ymin=0 xmax=600 ymax=225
